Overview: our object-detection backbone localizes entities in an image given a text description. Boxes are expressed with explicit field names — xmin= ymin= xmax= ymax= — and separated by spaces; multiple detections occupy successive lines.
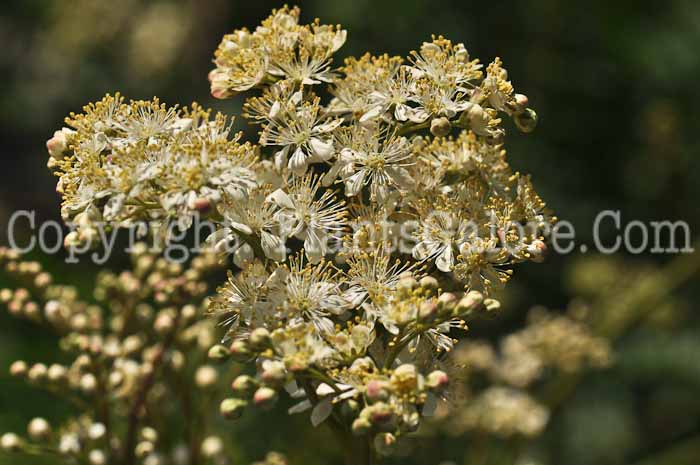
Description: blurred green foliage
xmin=1 ymin=1 xmax=699 ymax=464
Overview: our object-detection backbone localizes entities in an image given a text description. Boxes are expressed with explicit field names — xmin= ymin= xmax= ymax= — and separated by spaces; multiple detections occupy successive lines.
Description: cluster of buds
xmin=213 ymin=275 xmax=491 ymax=455
xmin=0 ymin=245 xmax=251 ymax=465
xmin=429 ymin=304 xmax=611 ymax=438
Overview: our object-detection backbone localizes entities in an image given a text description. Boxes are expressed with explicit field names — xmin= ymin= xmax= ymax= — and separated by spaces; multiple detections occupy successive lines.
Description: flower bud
xmin=195 ymin=366 xmax=218 ymax=389
xmin=80 ymin=373 xmax=98 ymax=394
xmin=200 ymin=436 xmax=224 ymax=458
xmin=231 ymin=375 xmax=258 ymax=398
xmin=419 ymin=276 xmax=439 ymax=294
xmin=513 ymin=93 xmax=529 ymax=114
xmin=89 ymin=450 xmax=106 ymax=465
xmin=229 ymin=339 xmax=251 ymax=361
xmin=220 ymin=398 xmax=248 ymax=420
xmin=418 ymin=301 xmax=438 ymax=323
xmin=27 ymin=418 xmax=51 ymax=440
xmin=430 ymin=117 xmax=451 ymax=137
xmin=253 ymin=387 xmax=278 ymax=410
xmin=0 ymin=433 xmax=21 ymax=452
xmin=426 ymin=370 xmax=449 ymax=391
xmin=391 ymin=364 xmax=419 ymax=392
xmin=135 ymin=441 xmax=155 ymax=458
xmin=365 ymin=380 xmax=390 ymax=403
xmin=47 ymin=364 xmax=68 ymax=383
xmin=351 ymin=417 xmax=372 ymax=436
xmin=437 ymin=292 xmax=457 ymax=314
xmin=514 ymin=108 xmax=538 ymax=133
xmin=455 ymin=291 xmax=484 ymax=316
xmin=88 ymin=423 xmax=107 ymax=441
xmin=365 ymin=402 xmax=394 ymax=427
xmin=527 ymin=240 xmax=547 ymax=263
xmin=249 ymin=328 xmax=272 ymax=351
xmin=141 ymin=427 xmax=158 ymax=443
xmin=28 ymin=363 xmax=48 ymax=382
xmin=153 ymin=313 xmax=175 ymax=335
xmin=46 ymin=130 xmax=68 ymax=159
xmin=396 ymin=276 xmax=418 ymax=296
xmin=9 ymin=360 xmax=28 ymax=377
xmin=193 ymin=198 xmax=212 ymax=213
xmin=59 ymin=433 xmax=80 ymax=454
xmin=207 ymin=344 xmax=230 ymax=362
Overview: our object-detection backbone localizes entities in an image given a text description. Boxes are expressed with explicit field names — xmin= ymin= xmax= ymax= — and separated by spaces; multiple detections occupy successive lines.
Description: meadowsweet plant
xmin=28 ymin=6 xmax=552 ymax=465
xmin=0 ymin=246 xmax=243 ymax=465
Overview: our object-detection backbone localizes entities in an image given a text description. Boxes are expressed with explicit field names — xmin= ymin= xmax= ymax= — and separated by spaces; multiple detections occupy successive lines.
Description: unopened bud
xmin=396 ymin=276 xmax=418 ymax=295
xmin=47 ymin=364 xmax=67 ymax=382
xmin=220 ymin=398 xmax=247 ymax=420
xmin=46 ymin=130 xmax=68 ymax=159
xmin=27 ymin=363 xmax=48 ymax=382
xmin=207 ymin=344 xmax=230 ymax=362
xmin=426 ymin=370 xmax=449 ymax=391
xmin=253 ymin=387 xmax=278 ymax=410
xmin=0 ymin=433 xmax=21 ymax=452
xmin=437 ymin=292 xmax=458 ymax=314
xmin=135 ymin=441 xmax=154 ymax=458
xmin=527 ymin=240 xmax=547 ymax=263
xmin=455 ymin=291 xmax=484 ymax=316
xmin=153 ymin=313 xmax=175 ymax=335
xmin=514 ymin=108 xmax=538 ymax=133
xmin=513 ymin=93 xmax=529 ymax=114
xmin=229 ymin=339 xmax=251 ymax=361
xmin=27 ymin=418 xmax=51 ymax=440
xmin=80 ymin=373 xmax=98 ymax=393
xmin=249 ymin=328 xmax=271 ymax=351
xmin=195 ymin=366 xmax=218 ymax=389
xmin=418 ymin=301 xmax=438 ymax=322
xmin=88 ymin=450 xmax=106 ymax=465
xmin=430 ymin=117 xmax=451 ymax=137
xmin=231 ymin=375 xmax=258 ymax=398
xmin=351 ymin=417 xmax=372 ymax=436
xmin=365 ymin=380 xmax=390 ymax=403
xmin=200 ymin=436 xmax=224 ymax=458
xmin=419 ymin=276 xmax=439 ymax=294
xmin=193 ymin=198 xmax=212 ymax=213
xmin=9 ymin=360 xmax=28 ymax=377
xmin=366 ymin=403 xmax=393 ymax=426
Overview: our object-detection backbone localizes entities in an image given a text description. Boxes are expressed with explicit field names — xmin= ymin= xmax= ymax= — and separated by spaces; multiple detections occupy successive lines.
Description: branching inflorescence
xmin=9 ymin=5 xmax=557 ymax=465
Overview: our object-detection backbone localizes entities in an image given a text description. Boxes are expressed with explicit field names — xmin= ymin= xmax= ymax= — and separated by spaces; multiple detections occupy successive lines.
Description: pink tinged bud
xmin=426 ymin=370 xmax=449 ymax=391
xmin=193 ymin=198 xmax=212 ymax=213
xmin=220 ymin=398 xmax=247 ymax=420
xmin=365 ymin=380 xmax=389 ymax=402
xmin=253 ymin=387 xmax=278 ymax=410
xmin=46 ymin=130 xmax=68 ymax=159
xmin=527 ymin=240 xmax=547 ymax=263
xmin=229 ymin=339 xmax=251 ymax=361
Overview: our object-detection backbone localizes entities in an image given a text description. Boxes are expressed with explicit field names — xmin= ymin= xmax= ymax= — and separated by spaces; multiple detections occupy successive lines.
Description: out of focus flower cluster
xmin=430 ymin=305 xmax=612 ymax=438
xmin=0 ymin=246 xmax=243 ymax=465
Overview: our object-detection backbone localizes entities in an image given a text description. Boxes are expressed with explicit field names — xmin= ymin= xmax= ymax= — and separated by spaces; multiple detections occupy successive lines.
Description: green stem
xmin=397 ymin=121 xmax=430 ymax=136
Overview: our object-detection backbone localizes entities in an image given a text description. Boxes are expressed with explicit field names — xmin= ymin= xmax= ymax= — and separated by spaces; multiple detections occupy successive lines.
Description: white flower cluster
xmin=43 ymin=5 xmax=553 ymax=460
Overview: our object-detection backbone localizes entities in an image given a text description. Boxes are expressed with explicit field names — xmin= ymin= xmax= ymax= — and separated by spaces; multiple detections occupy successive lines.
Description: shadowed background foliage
xmin=1 ymin=1 xmax=699 ymax=464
